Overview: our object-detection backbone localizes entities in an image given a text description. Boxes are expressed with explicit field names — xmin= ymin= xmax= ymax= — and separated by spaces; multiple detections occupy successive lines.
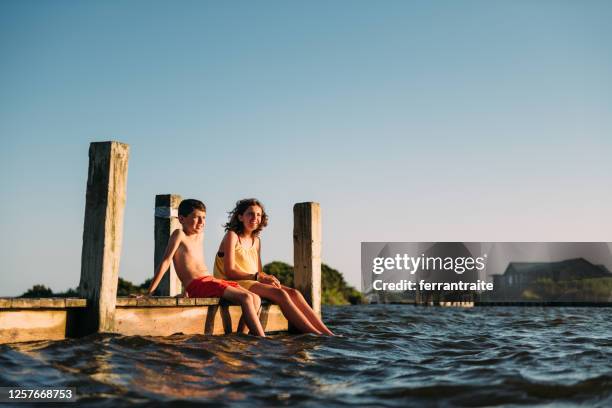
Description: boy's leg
xmin=249 ymin=283 xmax=322 ymax=335
xmin=236 ymin=292 xmax=261 ymax=334
xmin=239 ymin=292 xmax=262 ymax=334
xmin=281 ymin=286 xmax=334 ymax=336
xmin=237 ymin=313 xmax=248 ymax=335
xmin=222 ymin=286 xmax=265 ymax=337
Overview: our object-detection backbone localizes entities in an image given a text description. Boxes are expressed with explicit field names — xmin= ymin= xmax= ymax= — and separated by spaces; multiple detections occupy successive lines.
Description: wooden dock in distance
xmin=0 ymin=141 xmax=321 ymax=344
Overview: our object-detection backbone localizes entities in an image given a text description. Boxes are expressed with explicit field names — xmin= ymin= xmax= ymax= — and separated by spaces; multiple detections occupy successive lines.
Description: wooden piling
xmin=293 ymin=202 xmax=322 ymax=316
xmin=154 ymin=194 xmax=183 ymax=296
xmin=78 ymin=141 xmax=129 ymax=333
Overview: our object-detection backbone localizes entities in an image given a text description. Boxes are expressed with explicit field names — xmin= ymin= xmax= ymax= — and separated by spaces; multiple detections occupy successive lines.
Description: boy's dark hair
xmin=224 ymin=198 xmax=268 ymax=237
xmin=178 ymin=199 xmax=206 ymax=217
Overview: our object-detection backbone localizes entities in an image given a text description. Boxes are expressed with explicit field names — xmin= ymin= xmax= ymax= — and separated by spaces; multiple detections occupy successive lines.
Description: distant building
xmin=491 ymin=258 xmax=612 ymax=301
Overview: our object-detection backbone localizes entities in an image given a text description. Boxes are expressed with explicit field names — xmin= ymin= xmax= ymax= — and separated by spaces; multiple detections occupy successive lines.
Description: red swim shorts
xmin=186 ymin=275 xmax=239 ymax=298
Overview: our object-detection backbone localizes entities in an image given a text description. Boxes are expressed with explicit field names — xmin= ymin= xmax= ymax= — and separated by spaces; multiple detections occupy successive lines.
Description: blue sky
xmin=1 ymin=1 xmax=611 ymax=296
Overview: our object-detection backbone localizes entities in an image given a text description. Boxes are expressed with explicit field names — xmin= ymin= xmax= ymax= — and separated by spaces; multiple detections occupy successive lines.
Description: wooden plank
xmin=293 ymin=202 xmax=322 ymax=316
xmin=65 ymin=298 xmax=87 ymax=307
xmin=136 ymin=297 xmax=177 ymax=307
xmin=115 ymin=307 xmax=213 ymax=336
xmin=39 ymin=298 xmax=66 ymax=308
xmin=115 ymin=297 xmax=219 ymax=307
xmin=78 ymin=141 xmax=129 ymax=333
xmin=113 ymin=304 xmax=287 ymax=337
xmin=0 ymin=303 xmax=287 ymax=343
xmin=154 ymin=194 xmax=183 ymax=296
xmin=177 ymin=298 xmax=196 ymax=306
xmin=195 ymin=298 xmax=220 ymax=306
xmin=116 ymin=298 xmax=137 ymax=307
xmin=11 ymin=298 xmax=41 ymax=309
xmin=0 ymin=310 xmax=67 ymax=344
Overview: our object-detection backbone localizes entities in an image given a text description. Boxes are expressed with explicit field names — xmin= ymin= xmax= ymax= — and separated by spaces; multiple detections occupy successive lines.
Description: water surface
xmin=1 ymin=305 xmax=611 ymax=407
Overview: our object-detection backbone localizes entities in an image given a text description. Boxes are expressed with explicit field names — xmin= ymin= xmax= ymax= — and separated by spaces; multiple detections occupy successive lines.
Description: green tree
xmin=264 ymin=261 xmax=294 ymax=286
xmin=117 ymin=277 xmax=150 ymax=296
xmin=55 ymin=287 xmax=79 ymax=297
xmin=264 ymin=261 xmax=364 ymax=305
xmin=20 ymin=284 xmax=53 ymax=298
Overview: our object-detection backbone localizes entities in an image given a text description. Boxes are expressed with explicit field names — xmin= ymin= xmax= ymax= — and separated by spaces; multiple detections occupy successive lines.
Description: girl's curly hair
xmin=223 ymin=198 xmax=269 ymax=237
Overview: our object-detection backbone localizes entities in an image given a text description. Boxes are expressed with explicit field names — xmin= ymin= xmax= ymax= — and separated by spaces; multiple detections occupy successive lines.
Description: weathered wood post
xmin=78 ymin=141 xmax=129 ymax=333
xmin=293 ymin=202 xmax=322 ymax=317
xmin=154 ymin=194 xmax=183 ymax=296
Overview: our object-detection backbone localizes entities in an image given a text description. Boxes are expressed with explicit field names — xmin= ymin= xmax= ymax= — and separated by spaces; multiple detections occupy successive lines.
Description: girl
xmin=214 ymin=198 xmax=334 ymax=335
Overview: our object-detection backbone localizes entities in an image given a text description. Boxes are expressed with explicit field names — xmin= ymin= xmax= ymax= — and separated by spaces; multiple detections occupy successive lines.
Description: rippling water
xmin=2 ymin=305 xmax=612 ymax=407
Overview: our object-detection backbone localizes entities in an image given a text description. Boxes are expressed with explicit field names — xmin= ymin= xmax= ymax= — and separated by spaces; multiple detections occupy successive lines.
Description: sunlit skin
xmin=219 ymin=204 xmax=335 ymax=336
xmin=146 ymin=208 xmax=265 ymax=337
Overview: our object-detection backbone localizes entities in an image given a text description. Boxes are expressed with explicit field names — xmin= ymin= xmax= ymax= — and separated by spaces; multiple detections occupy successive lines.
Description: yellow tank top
xmin=214 ymin=236 xmax=259 ymax=289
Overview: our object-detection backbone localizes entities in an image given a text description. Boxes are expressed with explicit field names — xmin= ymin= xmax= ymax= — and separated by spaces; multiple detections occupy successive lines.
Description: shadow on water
xmin=1 ymin=305 xmax=612 ymax=407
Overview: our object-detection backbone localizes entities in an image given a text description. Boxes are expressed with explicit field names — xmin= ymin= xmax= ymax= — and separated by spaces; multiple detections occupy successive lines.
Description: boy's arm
xmin=146 ymin=229 xmax=183 ymax=295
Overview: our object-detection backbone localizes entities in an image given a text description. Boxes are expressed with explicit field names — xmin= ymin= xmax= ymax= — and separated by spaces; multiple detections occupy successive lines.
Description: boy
xmin=145 ymin=199 xmax=265 ymax=336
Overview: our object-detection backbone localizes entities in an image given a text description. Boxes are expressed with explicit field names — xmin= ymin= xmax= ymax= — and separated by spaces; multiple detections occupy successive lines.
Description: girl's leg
xmin=250 ymin=292 xmax=262 ymax=314
xmin=222 ymin=286 xmax=265 ymax=337
xmin=281 ymin=286 xmax=334 ymax=336
xmin=249 ymin=283 xmax=322 ymax=335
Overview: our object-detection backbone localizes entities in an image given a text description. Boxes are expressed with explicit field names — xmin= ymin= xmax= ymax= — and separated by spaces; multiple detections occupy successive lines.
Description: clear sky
xmin=1 ymin=1 xmax=611 ymax=296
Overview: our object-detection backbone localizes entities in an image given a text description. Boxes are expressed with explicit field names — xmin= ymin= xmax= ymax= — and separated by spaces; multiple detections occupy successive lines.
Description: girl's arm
xmin=256 ymin=237 xmax=263 ymax=273
xmin=147 ymin=229 xmax=183 ymax=295
xmin=222 ymin=231 xmax=258 ymax=280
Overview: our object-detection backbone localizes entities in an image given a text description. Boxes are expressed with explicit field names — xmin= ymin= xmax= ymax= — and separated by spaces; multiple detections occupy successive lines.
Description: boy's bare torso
xmin=173 ymin=230 xmax=208 ymax=287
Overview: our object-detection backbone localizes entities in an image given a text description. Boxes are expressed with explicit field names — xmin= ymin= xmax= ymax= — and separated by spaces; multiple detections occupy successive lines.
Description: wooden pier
xmin=0 ymin=141 xmax=322 ymax=344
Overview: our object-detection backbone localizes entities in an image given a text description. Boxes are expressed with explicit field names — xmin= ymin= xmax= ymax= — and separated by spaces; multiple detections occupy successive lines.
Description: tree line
xmin=19 ymin=262 xmax=364 ymax=305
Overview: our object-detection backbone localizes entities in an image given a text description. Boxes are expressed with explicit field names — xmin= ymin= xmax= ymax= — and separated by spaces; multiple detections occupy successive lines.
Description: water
xmin=1 ymin=305 xmax=612 ymax=407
